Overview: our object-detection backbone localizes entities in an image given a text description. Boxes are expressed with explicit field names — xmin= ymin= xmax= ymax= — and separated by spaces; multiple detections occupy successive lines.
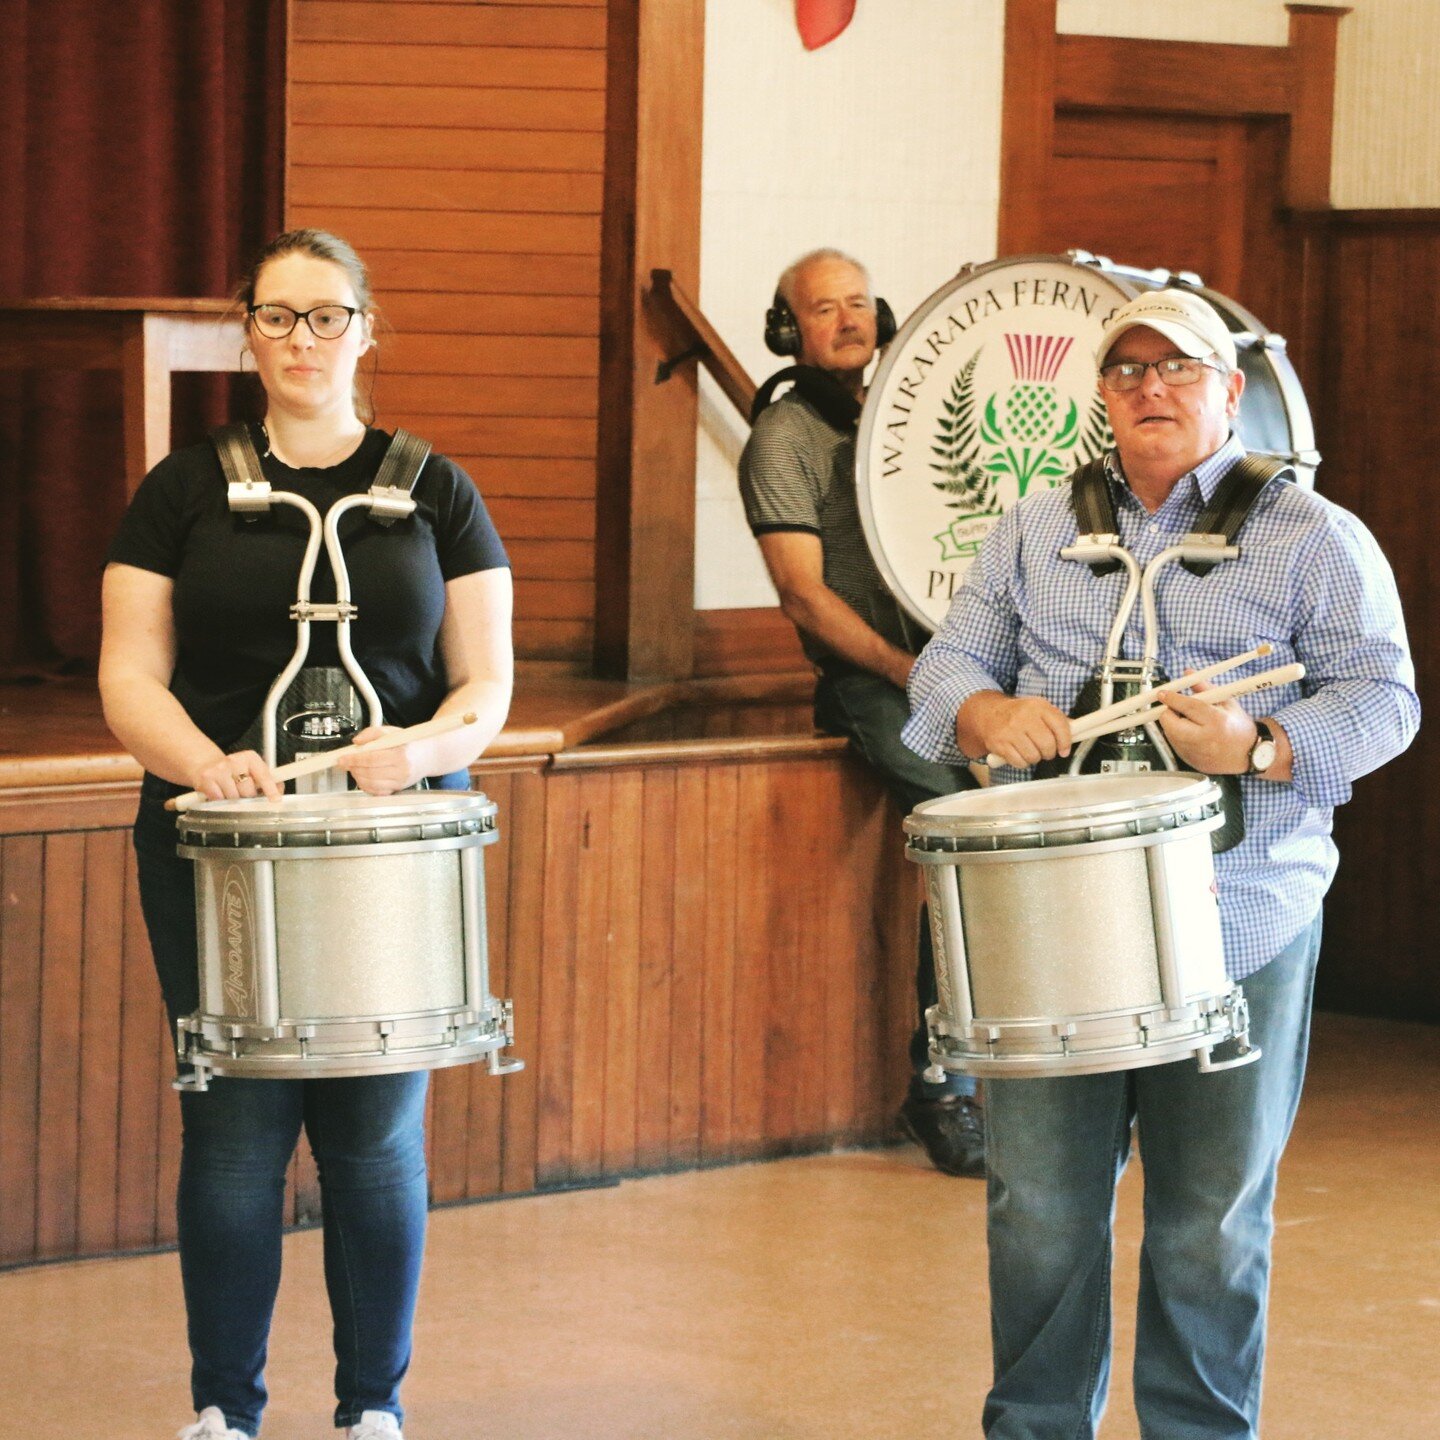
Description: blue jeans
xmin=814 ymin=669 xmax=977 ymax=1100
xmin=134 ymin=776 xmax=431 ymax=1437
xmin=981 ymin=913 xmax=1323 ymax=1440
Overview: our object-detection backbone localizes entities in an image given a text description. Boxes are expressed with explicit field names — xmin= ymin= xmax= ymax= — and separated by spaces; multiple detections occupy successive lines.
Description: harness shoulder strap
xmin=211 ymin=422 xmax=266 ymax=488
xmin=1182 ymin=454 xmax=1295 ymax=577
xmin=374 ymin=427 xmax=432 ymax=494
xmin=1069 ymin=456 xmax=1121 ymax=575
xmin=368 ymin=427 xmax=432 ymax=526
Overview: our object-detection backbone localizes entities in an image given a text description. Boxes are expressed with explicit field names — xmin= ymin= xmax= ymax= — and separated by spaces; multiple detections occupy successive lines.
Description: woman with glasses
xmin=98 ymin=229 xmax=514 ymax=1440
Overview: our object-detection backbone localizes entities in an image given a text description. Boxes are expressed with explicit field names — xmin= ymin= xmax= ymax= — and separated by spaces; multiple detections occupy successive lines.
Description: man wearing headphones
xmin=738 ymin=247 xmax=984 ymax=1178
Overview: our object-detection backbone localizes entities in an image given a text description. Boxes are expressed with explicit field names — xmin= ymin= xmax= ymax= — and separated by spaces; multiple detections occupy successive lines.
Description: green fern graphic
xmin=929 ymin=351 xmax=1000 ymax=516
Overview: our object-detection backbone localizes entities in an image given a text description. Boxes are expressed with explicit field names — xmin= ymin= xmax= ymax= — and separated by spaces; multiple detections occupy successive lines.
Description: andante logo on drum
xmin=220 ymin=867 xmax=255 ymax=1015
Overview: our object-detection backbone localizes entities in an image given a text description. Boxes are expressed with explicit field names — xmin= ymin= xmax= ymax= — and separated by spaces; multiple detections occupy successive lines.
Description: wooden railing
xmin=649 ymin=268 xmax=757 ymax=421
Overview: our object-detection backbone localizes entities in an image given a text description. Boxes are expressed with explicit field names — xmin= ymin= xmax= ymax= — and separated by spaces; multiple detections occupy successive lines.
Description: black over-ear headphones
xmin=764 ymin=290 xmax=898 ymax=357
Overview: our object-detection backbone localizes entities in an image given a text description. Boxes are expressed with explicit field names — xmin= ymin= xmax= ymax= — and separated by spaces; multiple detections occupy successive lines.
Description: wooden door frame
xmin=1001 ymin=1 xmax=1351 ymax=256
xmin=595 ymin=0 xmax=707 ymax=681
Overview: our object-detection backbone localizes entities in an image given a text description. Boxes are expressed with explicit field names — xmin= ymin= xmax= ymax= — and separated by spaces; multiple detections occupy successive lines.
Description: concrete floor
xmin=4 ymin=1012 xmax=1437 ymax=1438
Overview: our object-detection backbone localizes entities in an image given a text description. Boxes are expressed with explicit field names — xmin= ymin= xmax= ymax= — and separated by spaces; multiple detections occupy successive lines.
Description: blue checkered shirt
xmin=902 ymin=436 xmax=1419 ymax=978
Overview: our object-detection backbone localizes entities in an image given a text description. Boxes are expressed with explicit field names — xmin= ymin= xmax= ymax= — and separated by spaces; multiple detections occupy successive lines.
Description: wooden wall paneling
xmin=428 ymin=771 xmax=507 ymax=1204
xmin=1284 ymin=5 xmax=1351 ymax=211
xmin=824 ymin=757 xmax=878 ymax=1136
xmin=35 ymin=833 xmax=82 ymax=1257
xmin=790 ymin=761 xmax=829 ymax=1144
xmin=633 ymin=767 xmax=676 ymax=1170
xmin=294 ymin=125 xmax=605 ymax=175
xmin=535 ymin=771 xmax=581 ymax=1185
xmin=0 ymin=835 xmax=43 ymax=1264
xmin=568 ymin=770 xmax=612 ymax=1176
xmin=33 ymin=837 xmax=79 ymax=1254
xmin=1312 ymin=222 xmax=1439 ymax=1021
xmin=461 ymin=768 xmax=515 ymax=1200
xmin=998 ymin=0 xmax=1057 ymax=255
xmin=379 ymin=298 xmax=600 ymax=343
xmin=500 ymin=766 xmax=548 ymax=1196
xmin=693 ymin=766 xmax=733 ymax=1163
xmin=850 ymin=771 xmax=903 ymax=1132
xmin=691 ymin=607 xmax=809 ymax=679
xmin=293 ymin=3 xmax=605 ymax=50
xmin=364 ymin=252 xmax=600 ymax=297
xmin=288 ymin=0 xmax=608 ymax=669
xmin=601 ymin=769 xmax=643 ymax=1174
xmin=728 ymin=765 xmax=770 ymax=1158
xmin=115 ymin=853 xmax=161 ymax=1250
xmin=593 ymin=0 xmax=704 ymax=680
xmin=1054 ymin=35 xmax=1290 ymax=118
xmin=77 ymin=830 xmax=126 ymax=1255
xmin=665 ymin=771 xmax=705 ymax=1163
xmin=760 ymin=762 xmax=801 ymax=1149
xmin=290 ymin=43 xmax=605 ymax=92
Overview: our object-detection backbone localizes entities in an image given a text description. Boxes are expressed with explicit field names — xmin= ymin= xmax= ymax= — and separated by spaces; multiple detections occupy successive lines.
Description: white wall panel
xmin=696 ymin=0 xmax=1004 ymax=609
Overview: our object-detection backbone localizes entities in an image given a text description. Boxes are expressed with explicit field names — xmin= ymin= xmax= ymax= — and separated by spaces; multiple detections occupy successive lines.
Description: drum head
xmin=856 ymin=252 xmax=1316 ymax=632
xmin=907 ymin=772 xmax=1222 ymax=850
xmin=178 ymin=788 xmax=497 ymax=846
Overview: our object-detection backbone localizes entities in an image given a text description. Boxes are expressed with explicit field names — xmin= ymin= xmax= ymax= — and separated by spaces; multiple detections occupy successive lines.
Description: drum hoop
xmin=904 ymin=773 xmax=1222 ymax=850
xmin=906 ymin=808 xmax=1222 ymax=861
xmin=177 ymin=791 xmax=497 ymax=847
xmin=178 ymin=830 xmax=496 ymax=860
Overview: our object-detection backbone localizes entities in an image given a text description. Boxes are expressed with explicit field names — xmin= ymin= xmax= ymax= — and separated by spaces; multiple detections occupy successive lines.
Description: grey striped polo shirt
xmin=738 ymin=390 xmax=921 ymax=671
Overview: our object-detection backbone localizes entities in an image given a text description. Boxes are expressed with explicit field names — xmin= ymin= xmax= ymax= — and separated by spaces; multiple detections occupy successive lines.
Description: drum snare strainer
xmin=906 ymin=772 xmax=1259 ymax=1078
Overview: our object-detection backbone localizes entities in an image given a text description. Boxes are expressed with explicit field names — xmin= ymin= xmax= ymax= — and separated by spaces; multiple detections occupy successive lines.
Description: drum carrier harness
xmin=211 ymin=422 xmax=433 ymax=789
xmin=1047 ymin=451 xmax=1296 ymax=851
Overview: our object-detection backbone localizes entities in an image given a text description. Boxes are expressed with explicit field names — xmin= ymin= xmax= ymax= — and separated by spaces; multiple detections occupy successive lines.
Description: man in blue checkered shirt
xmin=902 ymin=288 xmax=1418 ymax=1440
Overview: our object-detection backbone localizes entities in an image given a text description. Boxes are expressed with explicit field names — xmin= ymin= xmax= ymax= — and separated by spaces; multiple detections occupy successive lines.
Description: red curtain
xmin=0 ymin=0 xmax=285 ymax=677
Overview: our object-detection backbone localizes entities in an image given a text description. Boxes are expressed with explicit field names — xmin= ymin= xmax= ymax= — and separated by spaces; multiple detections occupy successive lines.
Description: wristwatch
xmin=1247 ymin=720 xmax=1278 ymax=775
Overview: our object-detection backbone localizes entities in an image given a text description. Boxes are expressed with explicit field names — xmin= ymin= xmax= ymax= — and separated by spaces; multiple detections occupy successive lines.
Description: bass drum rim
xmin=855 ymin=250 xmax=1317 ymax=636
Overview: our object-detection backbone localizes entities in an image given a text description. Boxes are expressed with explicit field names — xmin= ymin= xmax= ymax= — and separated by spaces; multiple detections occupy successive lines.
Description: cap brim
xmin=1099 ymin=317 xmax=1214 ymax=365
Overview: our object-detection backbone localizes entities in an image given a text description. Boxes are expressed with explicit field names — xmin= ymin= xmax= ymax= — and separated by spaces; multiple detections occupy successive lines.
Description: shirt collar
xmin=1103 ymin=432 xmax=1247 ymax=510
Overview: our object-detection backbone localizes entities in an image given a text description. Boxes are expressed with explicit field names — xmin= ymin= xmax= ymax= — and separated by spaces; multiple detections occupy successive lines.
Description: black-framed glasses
xmin=1099 ymin=356 xmax=1227 ymax=393
xmin=248 ymin=303 xmax=361 ymax=340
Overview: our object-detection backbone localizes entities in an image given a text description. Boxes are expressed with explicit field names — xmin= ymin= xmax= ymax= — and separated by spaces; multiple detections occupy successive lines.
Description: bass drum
xmin=855 ymin=250 xmax=1318 ymax=633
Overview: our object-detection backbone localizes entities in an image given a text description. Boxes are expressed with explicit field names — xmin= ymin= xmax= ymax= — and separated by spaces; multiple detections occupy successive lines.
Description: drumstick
xmin=1068 ymin=664 xmax=1302 ymax=742
xmin=983 ymin=664 xmax=1304 ymax=769
xmin=165 ymin=711 xmax=479 ymax=812
xmin=1062 ymin=643 xmax=1274 ymax=739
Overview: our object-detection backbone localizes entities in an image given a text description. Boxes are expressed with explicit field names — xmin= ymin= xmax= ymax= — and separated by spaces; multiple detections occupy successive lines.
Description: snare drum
xmin=905 ymin=773 xmax=1257 ymax=1078
xmin=175 ymin=789 xmax=522 ymax=1088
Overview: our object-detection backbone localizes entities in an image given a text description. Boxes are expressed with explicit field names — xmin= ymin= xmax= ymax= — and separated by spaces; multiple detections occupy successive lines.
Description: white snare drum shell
xmin=176 ymin=789 xmax=520 ymax=1086
xmin=906 ymin=773 xmax=1244 ymax=1077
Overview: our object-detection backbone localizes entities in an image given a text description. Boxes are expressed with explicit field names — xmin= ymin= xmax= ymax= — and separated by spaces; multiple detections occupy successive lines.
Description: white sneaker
xmin=177 ymin=1408 xmax=251 ymax=1439
xmin=346 ymin=1413 xmax=403 ymax=1440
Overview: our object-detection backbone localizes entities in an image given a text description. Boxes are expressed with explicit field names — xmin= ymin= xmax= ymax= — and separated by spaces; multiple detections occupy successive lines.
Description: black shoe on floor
xmin=897 ymin=1093 xmax=986 ymax=1178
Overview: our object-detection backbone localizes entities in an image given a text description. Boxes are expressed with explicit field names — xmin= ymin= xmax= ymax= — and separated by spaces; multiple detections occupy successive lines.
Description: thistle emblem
xmin=930 ymin=333 xmax=1112 ymax=561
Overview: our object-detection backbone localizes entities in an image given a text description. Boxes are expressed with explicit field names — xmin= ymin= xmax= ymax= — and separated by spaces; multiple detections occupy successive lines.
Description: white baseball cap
xmin=1096 ymin=289 xmax=1238 ymax=371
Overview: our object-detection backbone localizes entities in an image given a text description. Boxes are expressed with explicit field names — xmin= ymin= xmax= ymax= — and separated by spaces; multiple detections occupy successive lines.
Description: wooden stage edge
xmin=0 ymin=668 xmax=822 ymax=794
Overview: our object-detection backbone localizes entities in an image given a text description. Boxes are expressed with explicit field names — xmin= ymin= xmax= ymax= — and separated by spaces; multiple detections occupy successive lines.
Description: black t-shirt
xmin=107 ymin=425 xmax=509 ymax=748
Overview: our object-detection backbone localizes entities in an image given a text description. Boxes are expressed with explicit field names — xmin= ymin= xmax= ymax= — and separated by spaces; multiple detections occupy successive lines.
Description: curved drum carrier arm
xmin=173 ymin=426 xmax=525 ymax=1092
